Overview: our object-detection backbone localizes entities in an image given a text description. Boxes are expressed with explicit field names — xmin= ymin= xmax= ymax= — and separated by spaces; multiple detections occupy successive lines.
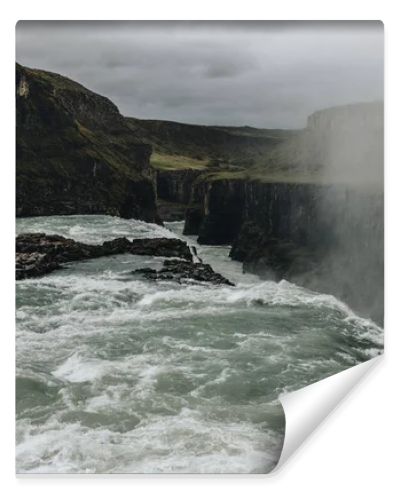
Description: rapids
xmin=15 ymin=215 xmax=383 ymax=473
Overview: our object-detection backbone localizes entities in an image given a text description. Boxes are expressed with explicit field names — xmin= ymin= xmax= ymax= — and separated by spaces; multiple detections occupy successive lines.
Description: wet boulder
xmin=16 ymin=251 xmax=61 ymax=280
xmin=16 ymin=233 xmax=193 ymax=280
xmin=133 ymin=259 xmax=234 ymax=286
xmin=129 ymin=238 xmax=192 ymax=260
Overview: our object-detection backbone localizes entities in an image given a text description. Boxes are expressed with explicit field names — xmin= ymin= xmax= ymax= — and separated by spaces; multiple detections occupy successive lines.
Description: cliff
xmin=16 ymin=63 xmax=159 ymax=221
xmin=181 ymin=103 xmax=384 ymax=324
xmin=125 ymin=114 xmax=296 ymax=221
xmin=15 ymin=63 xmax=383 ymax=323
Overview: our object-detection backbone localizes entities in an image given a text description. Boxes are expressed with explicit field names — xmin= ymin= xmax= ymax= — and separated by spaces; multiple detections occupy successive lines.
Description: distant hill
xmin=125 ymin=116 xmax=297 ymax=172
xmin=131 ymin=101 xmax=382 ymax=186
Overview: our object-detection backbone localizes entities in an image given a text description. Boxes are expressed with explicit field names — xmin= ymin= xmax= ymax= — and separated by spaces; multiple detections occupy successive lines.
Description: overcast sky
xmin=16 ymin=21 xmax=383 ymax=129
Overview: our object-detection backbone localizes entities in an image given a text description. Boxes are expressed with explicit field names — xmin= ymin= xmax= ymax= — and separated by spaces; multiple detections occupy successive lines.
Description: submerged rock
xmin=16 ymin=233 xmax=192 ymax=280
xmin=134 ymin=259 xmax=234 ymax=286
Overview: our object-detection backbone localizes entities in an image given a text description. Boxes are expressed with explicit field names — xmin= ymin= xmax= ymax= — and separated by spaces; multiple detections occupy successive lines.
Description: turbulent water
xmin=15 ymin=215 xmax=383 ymax=473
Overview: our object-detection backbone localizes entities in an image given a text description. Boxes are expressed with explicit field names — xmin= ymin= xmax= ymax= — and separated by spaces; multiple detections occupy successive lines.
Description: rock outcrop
xmin=155 ymin=169 xmax=201 ymax=221
xmin=16 ymin=233 xmax=192 ymax=279
xmin=133 ymin=259 xmax=234 ymax=286
xmin=16 ymin=63 xmax=159 ymax=221
xmin=126 ymin=115 xmax=294 ymax=223
xmin=183 ymin=178 xmax=245 ymax=243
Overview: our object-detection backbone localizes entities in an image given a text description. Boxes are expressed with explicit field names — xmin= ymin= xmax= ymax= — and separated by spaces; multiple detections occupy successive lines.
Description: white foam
xmin=16 ymin=214 xmax=176 ymax=244
xmin=16 ymin=215 xmax=383 ymax=474
xmin=52 ymin=353 xmax=109 ymax=383
xmin=16 ymin=408 xmax=283 ymax=473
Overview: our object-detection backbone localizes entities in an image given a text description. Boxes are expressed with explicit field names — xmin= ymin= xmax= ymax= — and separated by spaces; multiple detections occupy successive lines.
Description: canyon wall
xmin=17 ymin=61 xmax=382 ymax=324
xmin=181 ymin=177 xmax=383 ymax=324
xmin=180 ymin=103 xmax=384 ymax=324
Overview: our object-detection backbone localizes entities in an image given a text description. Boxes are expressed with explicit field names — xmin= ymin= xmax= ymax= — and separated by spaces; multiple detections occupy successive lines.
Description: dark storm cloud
xmin=15 ymin=21 xmax=383 ymax=128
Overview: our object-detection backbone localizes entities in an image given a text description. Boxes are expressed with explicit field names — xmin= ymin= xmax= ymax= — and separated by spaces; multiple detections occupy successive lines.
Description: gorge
xmin=15 ymin=62 xmax=384 ymax=474
xmin=153 ymin=104 xmax=384 ymax=325
xmin=16 ymin=63 xmax=384 ymax=325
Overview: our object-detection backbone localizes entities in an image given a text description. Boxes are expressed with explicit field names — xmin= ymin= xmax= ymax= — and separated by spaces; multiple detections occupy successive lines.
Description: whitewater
xmin=15 ymin=215 xmax=383 ymax=473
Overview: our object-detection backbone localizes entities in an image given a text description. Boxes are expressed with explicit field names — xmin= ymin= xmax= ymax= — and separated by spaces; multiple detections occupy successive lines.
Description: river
xmin=15 ymin=215 xmax=383 ymax=473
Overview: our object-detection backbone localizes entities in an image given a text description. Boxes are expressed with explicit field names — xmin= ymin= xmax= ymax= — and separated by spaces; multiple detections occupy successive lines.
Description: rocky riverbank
xmin=16 ymin=233 xmax=192 ymax=279
xmin=16 ymin=232 xmax=233 ymax=286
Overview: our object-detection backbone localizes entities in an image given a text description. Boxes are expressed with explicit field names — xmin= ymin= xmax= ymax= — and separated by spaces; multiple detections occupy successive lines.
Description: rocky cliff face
xmin=182 ymin=103 xmax=384 ymax=325
xmin=152 ymin=168 xmax=201 ymax=221
xmin=16 ymin=64 xmax=159 ymax=221
xmin=183 ymin=177 xmax=383 ymax=324
xmin=156 ymin=169 xmax=199 ymax=205
xmin=183 ymin=178 xmax=245 ymax=243
xmin=231 ymin=182 xmax=383 ymax=325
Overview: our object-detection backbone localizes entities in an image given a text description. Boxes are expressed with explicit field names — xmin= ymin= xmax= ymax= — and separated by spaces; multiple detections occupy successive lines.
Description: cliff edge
xmin=16 ymin=63 xmax=159 ymax=221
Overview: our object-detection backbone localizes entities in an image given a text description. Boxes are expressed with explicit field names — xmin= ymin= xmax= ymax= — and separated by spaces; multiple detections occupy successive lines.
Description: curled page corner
xmin=276 ymin=355 xmax=383 ymax=469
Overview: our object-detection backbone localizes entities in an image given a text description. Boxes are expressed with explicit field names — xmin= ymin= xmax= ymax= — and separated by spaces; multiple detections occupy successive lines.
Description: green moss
xmin=197 ymin=167 xmax=326 ymax=185
xmin=16 ymin=63 xmax=156 ymax=219
xmin=25 ymin=66 xmax=95 ymax=94
xmin=151 ymin=152 xmax=208 ymax=171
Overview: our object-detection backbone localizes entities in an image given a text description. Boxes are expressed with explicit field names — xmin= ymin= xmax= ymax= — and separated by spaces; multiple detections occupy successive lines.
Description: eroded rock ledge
xmin=133 ymin=259 xmax=234 ymax=286
xmin=16 ymin=233 xmax=233 ymax=286
xmin=16 ymin=233 xmax=192 ymax=280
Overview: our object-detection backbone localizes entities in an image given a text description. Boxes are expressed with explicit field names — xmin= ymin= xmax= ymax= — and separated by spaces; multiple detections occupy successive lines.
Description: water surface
xmin=16 ymin=215 xmax=383 ymax=473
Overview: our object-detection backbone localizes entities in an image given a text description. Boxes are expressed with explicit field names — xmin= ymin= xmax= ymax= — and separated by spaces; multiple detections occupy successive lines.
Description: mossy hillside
xmin=126 ymin=116 xmax=296 ymax=173
xmin=129 ymin=102 xmax=382 ymax=187
xmin=151 ymin=152 xmax=208 ymax=171
xmin=126 ymin=113 xmax=327 ymax=185
xmin=16 ymin=63 xmax=158 ymax=220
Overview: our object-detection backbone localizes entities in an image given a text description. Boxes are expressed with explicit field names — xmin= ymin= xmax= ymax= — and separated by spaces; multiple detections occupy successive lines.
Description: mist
xmin=302 ymin=101 xmax=384 ymax=324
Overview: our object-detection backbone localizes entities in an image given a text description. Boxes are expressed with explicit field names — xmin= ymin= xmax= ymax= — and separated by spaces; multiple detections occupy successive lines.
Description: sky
xmin=15 ymin=21 xmax=383 ymax=129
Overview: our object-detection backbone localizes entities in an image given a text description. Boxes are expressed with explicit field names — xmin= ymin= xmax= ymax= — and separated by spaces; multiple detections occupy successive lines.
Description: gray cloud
xmin=15 ymin=21 xmax=383 ymax=128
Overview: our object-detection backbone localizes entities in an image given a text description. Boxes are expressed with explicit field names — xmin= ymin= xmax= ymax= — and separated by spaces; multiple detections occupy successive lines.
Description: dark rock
xmin=228 ymin=182 xmax=384 ymax=325
xmin=134 ymin=259 xmax=234 ymax=286
xmin=16 ymin=63 xmax=159 ymax=222
xmin=154 ymin=169 xmax=203 ymax=223
xmin=156 ymin=199 xmax=187 ymax=222
xmin=230 ymin=222 xmax=319 ymax=281
xmin=183 ymin=177 xmax=383 ymax=325
xmin=16 ymin=252 xmax=61 ymax=280
xmin=101 ymin=237 xmax=132 ymax=254
xmin=182 ymin=179 xmax=244 ymax=243
xmin=197 ymin=180 xmax=245 ymax=244
xmin=183 ymin=206 xmax=204 ymax=235
xmin=130 ymin=238 xmax=192 ymax=260
xmin=16 ymin=233 xmax=99 ymax=262
xmin=16 ymin=233 xmax=193 ymax=280
xmin=156 ymin=169 xmax=200 ymax=205
xmin=131 ymin=267 xmax=156 ymax=275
